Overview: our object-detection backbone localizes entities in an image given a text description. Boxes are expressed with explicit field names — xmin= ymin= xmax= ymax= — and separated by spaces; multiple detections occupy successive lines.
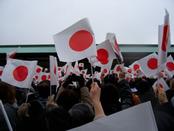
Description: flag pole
xmin=89 ymin=56 xmax=95 ymax=82
xmin=0 ymin=100 xmax=13 ymax=131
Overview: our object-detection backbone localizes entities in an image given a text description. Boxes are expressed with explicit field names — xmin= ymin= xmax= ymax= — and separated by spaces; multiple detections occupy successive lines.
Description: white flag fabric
xmin=137 ymin=53 xmax=158 ymax=77
xmin=69 ymin=102 xmax=158 ymax=131
xmin=50 ymin=56 xmax=59 ymax=86
xmin=106 ymin=33 xmax=123 ymax=62
xmin=158 ymin=10 xmax=170 ymax=69
xmin=73 ymin=61 xmax=81 ymax=76
xmin=53 ymin=18 xmax=97 ymax=62
xmin=165 ymin=55 xmax=174 ymax=77
xmin=94 ymin=40 xmax=116 ymax=70
xmin=1 ymin=58 xmax=37 ymax=88
xmin=152 ymin=78 xmax=170 ymax=91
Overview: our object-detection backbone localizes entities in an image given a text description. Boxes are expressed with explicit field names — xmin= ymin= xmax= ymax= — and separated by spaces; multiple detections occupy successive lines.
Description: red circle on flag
xmin=41 ymin=75 xmax=47 ymax=81
xmin=69 ymin=30 xmax=93 ymax=52
xmin=0 ymin=70 xmax=2 ymax=76
xmin=147 ymin=58 xmax=158 ymax=70
xmin=13 ymin=66 xmax=28 ymax=81
xmin=116 ymin=66 xmax=121 ymax=72
xmin=128 ymin=68 xmax=132 ymax=73
xmin=133 ymin=64 xmax=140 ymax=71
xmin=97 ymin=48 xmax=109 ymax=64
xmin=36 ymin=68 xmax=42 ymax=73
xmin=103 ymin=68 xmax=108 ymax=74
xmin=166 ymin=62 xmax=174 ymax=71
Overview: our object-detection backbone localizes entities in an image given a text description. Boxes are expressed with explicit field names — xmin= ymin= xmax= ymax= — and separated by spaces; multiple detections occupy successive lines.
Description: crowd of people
xmin=0 ymin=69 xmax=174 ymax=131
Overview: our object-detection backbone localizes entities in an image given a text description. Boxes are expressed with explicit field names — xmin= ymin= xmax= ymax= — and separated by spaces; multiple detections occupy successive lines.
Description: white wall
xmin=0 ymin=0 xmax=173 ymax=45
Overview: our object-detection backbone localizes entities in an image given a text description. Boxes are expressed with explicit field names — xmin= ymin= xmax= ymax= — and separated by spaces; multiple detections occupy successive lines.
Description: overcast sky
xmin=0 ymin=0 xmax=173 ymax=45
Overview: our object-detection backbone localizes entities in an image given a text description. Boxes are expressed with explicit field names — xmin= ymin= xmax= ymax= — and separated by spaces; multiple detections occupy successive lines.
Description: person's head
xmin=46 ymin=106 xmax=71 ymax=131
xmin=100 ymin=83 xmax=120 ymax=115
xmin=0 ymin=81 xmax=16 ymax=104
xmin=56 ymin=86 xmax=80 ymax=110
xmin=69 ymin=103 xmax=94 ymax=128
xmin=103 ymin=74 xmax=118 ymax=85
xmin=37 ymin=80 xmax=50 ymax=98
xmin=101 ymin=83 xmax=119 ymax=104
xmin=135 ymin=79 xmax=158 ymax=107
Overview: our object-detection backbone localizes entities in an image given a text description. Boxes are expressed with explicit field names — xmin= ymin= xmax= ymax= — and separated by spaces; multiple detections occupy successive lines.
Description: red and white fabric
xmin=50 ymin=56 xmax=59 ymax=86
xmin=152 ymin=78 xmax=170 ymax=91
xmin=100 ymin=68 xmax=110 ymax=79
xmin=106 ymin=33 xmax=123 ymax=62
xmin=113 ymin=64 xmax=125 ymax=74
xmin=0 ymin=66 xmax=4 ymax=79
xmin=137 ymin=53 xmax=158 ymax=77
xmin=94 ymin=40 xmax=116 ymax=71
xmin=6 ymin=50 xmax=16 ymax=60
xmin=53 ymin=18 xmax=97 ymax=62
xmin=158 ymin=10 xmax=170 ymax=69
xmin=165 ymin=55 xmax=174 ymax=77
xmin=1 ymin=58 xmax=37 ymax=88
xmin=129 ymin=61 xmax=141 ymax=73
xmin=39 ymin=72 xmax=50 ymax=82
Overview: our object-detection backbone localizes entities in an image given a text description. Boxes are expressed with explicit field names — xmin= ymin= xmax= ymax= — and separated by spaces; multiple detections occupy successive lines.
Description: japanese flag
xmin=35 ymin=72 xmax=50 ymax=83
xmin=35 ymin=65 xmax=43 ymax=74
xmin=53 ymin=18 xmax=97 ymax=62
xmin=158 ymin=10 xmax=170 ymax=68
xmin=165 ymin=55 xmax=174 ymax=77
xmin=129 ymin=61 xmax=141 ymax=73
xmin=1 ymin=58 xmax=37 ymax=88
xmin=113 ymin=64 xmax=125 ymax=74
xmin=137 ymin=53 xmax=158 ymax=77
xmin=40 ymin=72 xmax=50 ymax=81
xmin=153 ymin=78 xmax=170 ymax=91
xmin=100 ymin=68 xmax=109 ymax=79
xmin=49 ymin=56 xmax=59 ymax=86
xmin=94 ymin=40 xmax=116 ymax=70
xmin=0 ymin=66 xmax=4 ymax=79
xmin=106 ymin=33 xmax=123 ymax=62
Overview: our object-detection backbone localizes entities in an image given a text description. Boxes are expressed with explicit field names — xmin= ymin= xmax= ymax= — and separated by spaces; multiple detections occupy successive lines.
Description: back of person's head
xmin=56 ymin=87 xmax=80 ymax=110
xmin=28 ymin=100 xmax=44 ymax=118
xmin=135 ymin=79 xmax=158 ymax=107
xmin=0 ymin=81 xmax=16 ymax=104
xmin=135 ymin=79 xmax=151 ymax=94
xmin=46 ymin=106 xmax=71 ymax=131
xmin=101 ymin=83 xmax=119 ymax=103
xmin=69 ymin=103 xmax=94 ymax=128
xmin=16 ymin=100 xmax=46 ymax=131
xmin=103 ymin=74 xmax=118 ymax=85
xmin=100 ymin=83 xmax=121 ymax=115
xmin=37 ymin=80 xmax=50 ymax=98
